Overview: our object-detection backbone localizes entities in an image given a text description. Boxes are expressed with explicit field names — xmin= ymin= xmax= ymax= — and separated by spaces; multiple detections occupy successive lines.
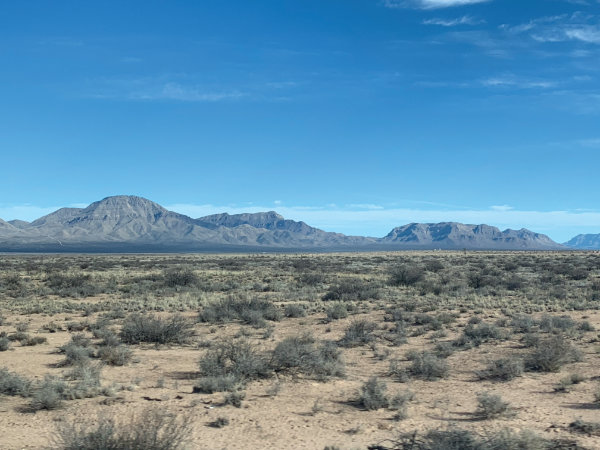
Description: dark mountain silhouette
xmin=564 ymin=234 xmax=600 ymax=250
xmin=0 ymin=195 xmax=564 ymax=252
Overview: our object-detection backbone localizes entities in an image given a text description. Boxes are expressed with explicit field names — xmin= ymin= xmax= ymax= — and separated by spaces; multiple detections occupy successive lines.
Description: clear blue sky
xmin=1 ymin=0 xmax=599 ymax=242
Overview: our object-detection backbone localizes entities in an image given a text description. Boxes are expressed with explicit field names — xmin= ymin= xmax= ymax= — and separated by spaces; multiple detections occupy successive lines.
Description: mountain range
xmin=0 ymin=195 xmax=589 ymax=252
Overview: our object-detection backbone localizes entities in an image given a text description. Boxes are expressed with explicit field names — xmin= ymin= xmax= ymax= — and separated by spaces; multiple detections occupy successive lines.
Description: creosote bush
xmin=120 ymin=314 xmax=193 ymax=345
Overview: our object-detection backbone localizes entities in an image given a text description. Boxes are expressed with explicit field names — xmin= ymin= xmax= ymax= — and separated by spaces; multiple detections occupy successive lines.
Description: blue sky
xmin=1 ymin=0 xmax=599 ymax=242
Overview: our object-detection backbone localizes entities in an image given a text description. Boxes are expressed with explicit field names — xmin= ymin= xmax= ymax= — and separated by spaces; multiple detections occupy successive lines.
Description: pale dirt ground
xmin=1 ymin=307 xmax=600 ymax=450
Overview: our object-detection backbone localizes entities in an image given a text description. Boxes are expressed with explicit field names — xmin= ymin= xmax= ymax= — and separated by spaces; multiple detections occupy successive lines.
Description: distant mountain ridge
xmin=564 ymin=234 xmax=600 ymax=250
xmin=383 ymin=222 xmax=560 ymax=250
xmin=0 ymin=195 xmax=566 ymax=252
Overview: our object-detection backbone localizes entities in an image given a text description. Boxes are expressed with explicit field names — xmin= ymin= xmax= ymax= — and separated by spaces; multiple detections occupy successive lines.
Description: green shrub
xmin=223 ymin=390 xmax=245 ymax=408
xmin=120 ymin=314 xmax=193 ymax=344
xmin=197 ymin=339 xmax=269 ymax=391
xmin=53 ymin=408 xmax=192 ymax=450
xmin=433 ymin=342 xmax=454 ymax=358
xmin=476 ymin=357 xmax=523 ymax=381
xmin=358 ymin=377 xmax=389 ymax=410
xmin=322 ymin=279 xmax=380 ymax=301
xmin=199 ymin=297 xmax=281 ymax=324
xmin=456 ymin=323 xmax=506 ymax=348
xmin=554 ymin=373 xmax=585 ymax=393
xmin=387 ymin=428 xmax=570 ymax=450
xmin=284 ymin=304 xmax=307 ymax=318
xmin=271 ymin=334 xmax=344 ymax=379
xmin=325 ymin=303 xmax=348 ymax=321
xmin=570 ymin=419 xmax=600 ymax=436
xmin=97 ymin=345 xmax=133 ymax=366
xmin=23 ymin=335 xmax=48 ymax=346
xmin=61 ymin=344 xmax=94 ymax=367
xmin=389 ymin=391 xmax=414 ymax=421
xmin=163 ymin=267 xmax=198 ymax=288
xmin=339 ymin=319 xmax=377 ymax=347
xmin=525 ymin=335 xmax=582 ymax=372
xmin=474 ymin=392 xmax=514 ymax=420
xmin=193 ymin=375 xmax=239 ymax=394
xmin=408 ymin=352 xmax=449 ymax=380
xmin=0 ymin=368 xmax=32 ymax=397
xmin=538 ymin=315 xmax=575 ymax=333
xmin=388 ymin=264 xmax=424 ymax=287
xmin=208 ymin=416 xmax=230 ymax=428
xmin=64 ymin=363 xmax=104 ymax=399
xmin=0 ymin=337 xmax=10 ymax=351
xmin=30 ymin=376 xmax=68 ymax=410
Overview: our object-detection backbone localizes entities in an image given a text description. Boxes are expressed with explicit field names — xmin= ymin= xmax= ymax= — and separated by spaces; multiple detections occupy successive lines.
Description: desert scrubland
xmin=0 ymin=251 xmax=599 ymax=449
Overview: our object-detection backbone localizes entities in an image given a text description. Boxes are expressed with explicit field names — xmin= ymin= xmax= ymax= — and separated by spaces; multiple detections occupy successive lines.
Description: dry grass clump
xmin=476 ymin=357 xmax=524 ymax=381
xmin=195 ymin=339 xmax=270 ymax=393
xmin=473 ymin=392 xmax=515 ymax=420
xmin=405 ymin=351 xmax=449 ymax=380
xmin=339 ymin=319 xmax=377 ymax=347
xmin=0 ymin=368 xmax=32 ymax=397
xmin=199 ymin=296 xmax=282 ymax=327
xmin=525 ymin=335 xmax=582 ymax=372
xmin=375 ymin=428 xmax=579 ymax=450
xmin=53 ymin=408 xmax=192 ymax=450
xmin=120 ymin=314 xmax=194 ymax=344
xmin=271 ymin=334 xmax=344 ymax=379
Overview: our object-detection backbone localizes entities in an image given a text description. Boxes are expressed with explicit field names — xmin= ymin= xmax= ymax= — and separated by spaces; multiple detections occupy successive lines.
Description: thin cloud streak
xmin=384 ymin=0 xmax=491 ymax=9
xmin=423 ymin=15 xmax=484 ymax=26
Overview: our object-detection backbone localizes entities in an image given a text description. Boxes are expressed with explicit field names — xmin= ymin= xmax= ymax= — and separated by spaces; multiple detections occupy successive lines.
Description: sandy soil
xmin=1 ymin=307 xmax=600 ymax=449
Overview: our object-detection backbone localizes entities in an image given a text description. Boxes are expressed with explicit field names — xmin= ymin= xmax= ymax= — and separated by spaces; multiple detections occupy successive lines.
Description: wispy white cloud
xmin=503 ymin=13 xmax=600 ymax=45
xmin=86 ymin=75 xmax=303 ymax=102
xmin=481 ymin=75 xmax=557 ymax=89
xmin=490 ymin=205 xmax=514 ymax=211
xmin=129 ymin=82 xmax=245 ymax=102
xmin=576 ymin=137 xmax=600 ymax=147
xmin=90 ymin=79 xmax=245 ymax=102
xmin=384 ymin=0 xmax=491 ymax=9
xmin=423 ymin=15 xmax=484 ymax=26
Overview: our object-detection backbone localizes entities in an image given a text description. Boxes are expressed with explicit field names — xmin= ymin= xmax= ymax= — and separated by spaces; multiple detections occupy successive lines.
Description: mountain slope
xmin=564 ymin=234 xmax=600 ymax=250
xmin=197 ymin=211 xmax=374 ymax=247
